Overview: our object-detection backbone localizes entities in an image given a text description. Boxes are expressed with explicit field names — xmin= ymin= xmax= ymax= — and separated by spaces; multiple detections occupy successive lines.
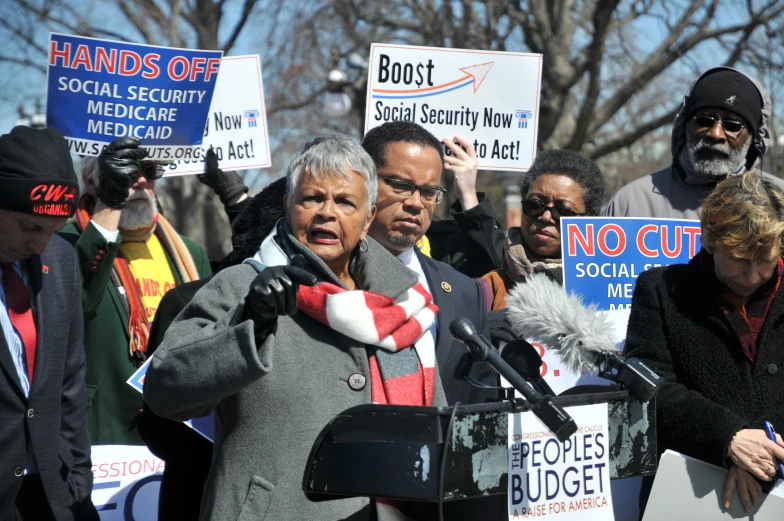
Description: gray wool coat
xmin=144 ymin=232 xmax=447 ymax=521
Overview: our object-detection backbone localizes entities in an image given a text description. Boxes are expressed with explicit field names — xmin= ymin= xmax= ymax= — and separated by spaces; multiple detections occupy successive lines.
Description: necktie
xmin=2 ymin=264 xmax=36 ymax=383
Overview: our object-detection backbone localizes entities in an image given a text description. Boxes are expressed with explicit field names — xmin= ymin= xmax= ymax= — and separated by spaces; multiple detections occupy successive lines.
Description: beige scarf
xmin=503 ymin=227 xmax=563 ymax=285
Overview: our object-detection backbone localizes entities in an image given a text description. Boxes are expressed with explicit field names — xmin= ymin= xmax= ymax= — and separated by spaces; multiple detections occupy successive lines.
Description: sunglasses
xmin=693 ymin=115 xmax=745 ymax=135
xmin=136 ymin=162 xmax=166 ymax=180
xmin=380 ymin=176 xmax=447 ymax=205
xmin=522 ymin=199 xmax=585 ymax=220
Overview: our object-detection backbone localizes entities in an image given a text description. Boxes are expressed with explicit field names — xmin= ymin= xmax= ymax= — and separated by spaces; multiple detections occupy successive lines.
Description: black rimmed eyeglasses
xmin=692 ymin=115 xmax=746 ymax=135
xmin=380 ymin=176 xmax=447 ymax=205
xmin=522 ymin=199 xmax=586 ymax=221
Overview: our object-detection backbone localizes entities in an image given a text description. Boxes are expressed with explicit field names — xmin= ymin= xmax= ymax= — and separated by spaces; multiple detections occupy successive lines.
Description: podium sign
xmin=508 ymin=403 xmax=614 ymax=520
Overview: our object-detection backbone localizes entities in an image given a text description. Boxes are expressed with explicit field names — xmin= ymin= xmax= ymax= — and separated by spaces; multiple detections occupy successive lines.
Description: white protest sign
xmin=365 ymin=43 xmax=542 ymax=171
xmin=91 ymin=445 xmax=164 ymax=520
xmin=165 ymin=55 xmax=271 ymax=176
xmin=508 ymin=403 xmax=614 ymax=520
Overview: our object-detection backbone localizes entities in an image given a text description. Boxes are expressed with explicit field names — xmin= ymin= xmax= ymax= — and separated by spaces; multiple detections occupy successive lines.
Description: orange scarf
xmin=76 ymin=194 xmax=200 ymax=365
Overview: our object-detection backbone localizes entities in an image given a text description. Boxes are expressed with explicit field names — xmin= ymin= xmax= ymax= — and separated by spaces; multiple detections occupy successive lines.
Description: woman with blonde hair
xmin=626 ymin=170 xmax=784 ymax=515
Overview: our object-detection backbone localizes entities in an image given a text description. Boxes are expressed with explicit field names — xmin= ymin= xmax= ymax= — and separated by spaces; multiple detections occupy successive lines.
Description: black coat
xmin=426 ymin=194 xmax=504 ymax=278
xmin=0 ymin=236 xmax=96 ymax=520
xmin=625 ymin=254 xmax=784 ymax=469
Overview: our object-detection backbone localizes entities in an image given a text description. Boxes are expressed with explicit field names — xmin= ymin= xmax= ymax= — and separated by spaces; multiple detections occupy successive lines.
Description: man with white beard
xmin=605 ymin=67 xmax=784 ymax=219
xmin=59 ymin=137 xmax=212 ymax=446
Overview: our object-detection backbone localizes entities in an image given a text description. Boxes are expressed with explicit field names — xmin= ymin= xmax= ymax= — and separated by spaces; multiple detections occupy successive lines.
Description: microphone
xmin=449 ymin=318 xmax=577 ymax=442
xmin=500 ymin=340 xmax=556 ymax=397
xmin=505 ymin=273 xmax=663 ymax=402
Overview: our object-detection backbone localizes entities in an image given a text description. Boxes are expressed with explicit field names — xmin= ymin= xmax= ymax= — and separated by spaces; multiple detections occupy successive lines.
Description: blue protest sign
xmin=46 ymin=33 xmax=222 ymax=159
xmin=126 ymin=357 xmax=151 ymax=394
xmin=561 ymin=217 xmax=701 ymax=310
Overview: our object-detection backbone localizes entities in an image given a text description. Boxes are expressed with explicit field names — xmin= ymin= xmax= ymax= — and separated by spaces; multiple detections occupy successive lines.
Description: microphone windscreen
xmin=504 ymin=273 xmax=618 ymax=374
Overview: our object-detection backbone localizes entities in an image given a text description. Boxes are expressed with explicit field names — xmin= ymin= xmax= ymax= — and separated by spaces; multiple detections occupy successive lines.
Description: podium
xmin=302 ymin=390 xmax=656 ymax=504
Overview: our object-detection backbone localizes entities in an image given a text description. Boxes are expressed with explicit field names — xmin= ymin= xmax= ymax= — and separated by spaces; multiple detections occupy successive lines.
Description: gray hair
xmin=80 ymin=156 xmax=101 ymax=185
xmin=286 ymin=136 xmax=377 ymax=215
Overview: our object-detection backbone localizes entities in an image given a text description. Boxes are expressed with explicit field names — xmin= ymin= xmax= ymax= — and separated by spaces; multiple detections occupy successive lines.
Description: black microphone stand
xmin=450 ymin=318 xmax=577 ymax=442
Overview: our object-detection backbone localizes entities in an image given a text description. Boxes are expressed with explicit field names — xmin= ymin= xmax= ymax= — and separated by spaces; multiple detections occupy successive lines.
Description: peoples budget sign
xmin=561 ymin=217 xmax=701 ymax=310
xmin=46 ymin=33 xmax=222 ymax=158
xmin=508 ymin=403 xmax=613 ymax=520
xmin=365 ymin=43 xmax=542 ymax=171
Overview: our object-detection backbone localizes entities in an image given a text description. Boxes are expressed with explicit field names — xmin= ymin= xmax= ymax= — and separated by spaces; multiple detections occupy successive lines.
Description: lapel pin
xmin=42 ymin=265 xmax=49 ymax=275
xmin=441 ymin=281 xmax=452 ymax=293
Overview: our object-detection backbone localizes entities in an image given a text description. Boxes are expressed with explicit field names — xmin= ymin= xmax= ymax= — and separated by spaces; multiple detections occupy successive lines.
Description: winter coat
xmin=624 ymin=254 xmax=784 ymax=468
xmin=426 ymin=193 xmax=505 ymax=278
xmin=144 ymin=230 xmax=447 ymax=521
xmin=57 ymin=222 xmax=211 ymax=445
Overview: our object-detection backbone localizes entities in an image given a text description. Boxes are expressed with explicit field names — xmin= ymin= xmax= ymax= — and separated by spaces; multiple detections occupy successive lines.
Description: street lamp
xmin=324 ymin=68 xmax=353 ymax=118
xmin=322 ymin=49 xmax=369 ymax=122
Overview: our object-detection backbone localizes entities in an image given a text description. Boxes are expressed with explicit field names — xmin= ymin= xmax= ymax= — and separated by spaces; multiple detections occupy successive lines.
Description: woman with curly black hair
xmin=481 ymin=149 xmax=604 ymax=310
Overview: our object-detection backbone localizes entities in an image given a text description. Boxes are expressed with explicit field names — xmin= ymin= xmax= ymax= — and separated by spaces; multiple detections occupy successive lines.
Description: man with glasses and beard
xmin=59 ymin=137 xmax=211 ymax=446
xmin=605 ymin=67 xmax=784 ymax=219
xmin=362 ymin=121 xmax=497 ymax=406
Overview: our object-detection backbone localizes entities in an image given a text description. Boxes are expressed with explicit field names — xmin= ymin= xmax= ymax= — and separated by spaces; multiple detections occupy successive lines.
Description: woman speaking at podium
xmin=625 ymin=170 xmax=784 ymax=514
xmin=144 ymin=136 xmax=446 ymax=521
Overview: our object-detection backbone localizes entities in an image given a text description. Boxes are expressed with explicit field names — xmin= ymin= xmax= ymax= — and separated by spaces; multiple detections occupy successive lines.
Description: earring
xmin=359 ymin=237 xmax=369 ymax=253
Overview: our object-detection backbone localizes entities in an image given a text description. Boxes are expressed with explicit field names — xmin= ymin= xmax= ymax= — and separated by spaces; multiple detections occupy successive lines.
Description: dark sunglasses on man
xmin=380 ymin=175 xmax=447 ymax=205
xmin=522 ymin=199 xmax=586 ymax=221
xmin=135 ymin=161 xmax=167 ymax=180
xmin=692 ymin=115 xmax=745 ymax=135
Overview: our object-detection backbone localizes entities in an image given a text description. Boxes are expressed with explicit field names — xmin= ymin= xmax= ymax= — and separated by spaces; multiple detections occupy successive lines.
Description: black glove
xmin=198 ymin=147 xmax=248 ymax=205
xmin=244 ymin=263 xmax=318 ymax=336
xmin=95 ymin=137 xmax=148 ymax=209
xmin=487 ymin=309 xmax=519 ymax=348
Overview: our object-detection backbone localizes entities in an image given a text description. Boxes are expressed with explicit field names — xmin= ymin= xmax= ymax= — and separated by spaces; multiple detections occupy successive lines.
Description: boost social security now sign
xmin=561 ymin=217 xmax=701 ymax=311
xmin=46 ymin=33 xmax=222 ymax=159
xmin=365 ymin=43 xmax=542 ymax=172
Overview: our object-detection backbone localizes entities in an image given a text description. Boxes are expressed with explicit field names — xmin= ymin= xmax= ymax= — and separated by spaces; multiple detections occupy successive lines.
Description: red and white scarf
xmin=250 ymin=224 xmax=438 ymax=407
xmin=297 ymin=280 xmax=437 ymax=406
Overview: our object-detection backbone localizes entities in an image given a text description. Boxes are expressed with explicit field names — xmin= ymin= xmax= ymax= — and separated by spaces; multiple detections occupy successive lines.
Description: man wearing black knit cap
xmin=0 ymin=127 xmax=98 ymax=521
xmin=606 ymin=67 xmax=784 ymax=219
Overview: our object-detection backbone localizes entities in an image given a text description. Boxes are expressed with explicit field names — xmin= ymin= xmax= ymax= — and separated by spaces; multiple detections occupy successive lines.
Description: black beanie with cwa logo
xmin=0 ymin=126 xmax=79 ymax=217
xmin=685 ymin=69 xmax=763 ymax=137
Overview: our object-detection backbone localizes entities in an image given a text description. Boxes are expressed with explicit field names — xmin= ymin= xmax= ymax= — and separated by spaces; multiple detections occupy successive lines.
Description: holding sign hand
xmin=443 ymin=135 xmax=479 ymax=210
xmin=96 ymin=137 xmax=148 ymax=209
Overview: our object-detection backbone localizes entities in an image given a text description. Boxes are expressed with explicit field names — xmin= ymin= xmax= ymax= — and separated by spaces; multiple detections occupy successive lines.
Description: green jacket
xmin=59 ymin=221 xmax=212 ymax=445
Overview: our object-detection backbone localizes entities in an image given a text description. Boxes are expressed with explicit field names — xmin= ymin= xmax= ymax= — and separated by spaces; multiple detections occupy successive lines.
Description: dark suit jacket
xmin=417 ymin=250 xmax=498 ymax=404
xmin=0 ymin=235 xmax=96 ymax=521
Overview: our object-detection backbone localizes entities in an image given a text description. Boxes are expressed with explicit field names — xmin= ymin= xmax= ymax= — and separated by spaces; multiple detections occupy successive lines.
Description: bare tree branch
xmin=220 ymin=0 xmax=259 ymax=53
xmin=588 ymin=108 xmax=678 ymax=159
